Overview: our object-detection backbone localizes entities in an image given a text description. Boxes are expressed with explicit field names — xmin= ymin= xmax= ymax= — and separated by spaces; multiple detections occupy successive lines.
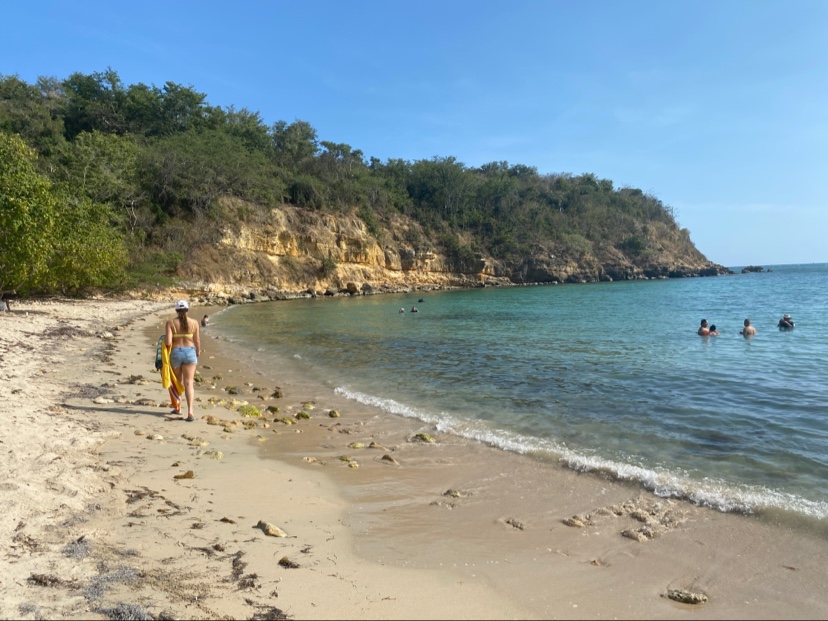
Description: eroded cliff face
xmin=177 ymin=200 xmax=728 ymax=300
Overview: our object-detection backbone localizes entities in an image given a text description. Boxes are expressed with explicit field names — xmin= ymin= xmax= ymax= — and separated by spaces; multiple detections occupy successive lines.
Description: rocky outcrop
xmin=174 ymin=200 xmax=731 ymax=302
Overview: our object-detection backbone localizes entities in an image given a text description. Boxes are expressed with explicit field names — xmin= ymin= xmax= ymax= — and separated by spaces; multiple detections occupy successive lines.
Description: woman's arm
xmin=193 ymin=320 xmax=201 ymax=357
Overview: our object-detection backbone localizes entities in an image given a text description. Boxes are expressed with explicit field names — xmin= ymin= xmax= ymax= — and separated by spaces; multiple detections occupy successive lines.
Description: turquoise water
xmin=215 ymin=263 xmax=828 ymax=522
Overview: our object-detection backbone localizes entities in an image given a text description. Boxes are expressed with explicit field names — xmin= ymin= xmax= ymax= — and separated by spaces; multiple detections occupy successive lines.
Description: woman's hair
xmin=176 ymin=308 xmax=189 ymax=333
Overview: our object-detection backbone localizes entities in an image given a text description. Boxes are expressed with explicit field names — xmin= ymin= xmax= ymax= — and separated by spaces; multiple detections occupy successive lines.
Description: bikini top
xmin=172 ymin=319 xmax=194 ymax=339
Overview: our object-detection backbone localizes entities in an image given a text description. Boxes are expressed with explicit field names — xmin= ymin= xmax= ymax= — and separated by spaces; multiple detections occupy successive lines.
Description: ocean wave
xmin=334 ymin=386 xmax=828 ymax=521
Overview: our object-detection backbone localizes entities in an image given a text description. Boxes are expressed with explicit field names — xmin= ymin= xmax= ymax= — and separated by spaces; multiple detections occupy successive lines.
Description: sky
xmin=2 ymin=0 xmax=827 ymax=266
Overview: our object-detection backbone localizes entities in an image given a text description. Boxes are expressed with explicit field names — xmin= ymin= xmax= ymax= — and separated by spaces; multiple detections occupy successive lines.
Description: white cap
xmin=175 ymin=300 xmax=189 ymax=311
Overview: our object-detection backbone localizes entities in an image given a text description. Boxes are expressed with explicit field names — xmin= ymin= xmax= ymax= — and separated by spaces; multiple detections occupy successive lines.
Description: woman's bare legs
xmin=174 ymin=363 xmax=197 ymax=418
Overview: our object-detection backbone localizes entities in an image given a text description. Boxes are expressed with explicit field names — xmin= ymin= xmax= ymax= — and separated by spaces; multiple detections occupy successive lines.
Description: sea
xmin=212 ymin=263 xmax=828 ymax=526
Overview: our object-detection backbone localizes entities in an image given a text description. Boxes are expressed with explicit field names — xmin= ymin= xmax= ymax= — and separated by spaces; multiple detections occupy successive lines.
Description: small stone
xmin=278 ymin=556 xmax=299 ymax=568
xmin=328 ymin=409 xmax=340 ymax=418
xmin=667 ymin=589 xmax=708 ymax=605
xmin=134 ymin=430 xmax=145 ymax=436
xmin=380 ymin=454 xmax=399 ymax=465
xmin=257 ymin=520 xmax=287 ymax=537
xmin=174 ymin=470 xmax=195 ymax=480
xmin=412 ymin=433 xmax=436 ymax=443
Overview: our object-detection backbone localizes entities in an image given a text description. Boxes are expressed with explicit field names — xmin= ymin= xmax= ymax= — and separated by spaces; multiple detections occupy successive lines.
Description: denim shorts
xmin=171 ymin=347 xmax=197 ymax=367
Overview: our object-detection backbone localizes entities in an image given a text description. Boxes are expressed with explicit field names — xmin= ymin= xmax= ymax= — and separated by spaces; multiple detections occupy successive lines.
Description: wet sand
xmin=1 ymin=298 xmax=826 ymax=620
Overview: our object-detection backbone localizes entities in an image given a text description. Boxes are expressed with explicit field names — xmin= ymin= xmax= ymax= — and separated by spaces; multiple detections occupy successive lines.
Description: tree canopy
xmin=0 ymin=68 xmax=697 ymax=293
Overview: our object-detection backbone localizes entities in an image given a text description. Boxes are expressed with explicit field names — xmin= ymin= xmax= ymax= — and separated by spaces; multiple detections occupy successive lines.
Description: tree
xmin=56 ymin=130 xmax=145 ymax=229
xmin=0 ymin=133 xmax=56 ymax=292
xmin=0 ymin=132 xmax=126 ymax=294
xmin=270 ymin=120 xmax=318 ymax=170
xmin=0 ymin=74 xmax=66 ymax=157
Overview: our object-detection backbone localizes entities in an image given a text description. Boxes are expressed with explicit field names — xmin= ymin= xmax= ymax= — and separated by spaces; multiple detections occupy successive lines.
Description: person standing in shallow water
xmin=740 ymin=318 xmax=757 ymax=337
xmin=165 ymin=300 xmax=201 ymax=421
xmin=698 ymin=319 xmax=710 ymax=336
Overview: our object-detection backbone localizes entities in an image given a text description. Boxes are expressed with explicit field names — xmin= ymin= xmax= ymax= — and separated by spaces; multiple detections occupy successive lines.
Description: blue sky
xmin=3 ymin=0 xmax=827 ymax=266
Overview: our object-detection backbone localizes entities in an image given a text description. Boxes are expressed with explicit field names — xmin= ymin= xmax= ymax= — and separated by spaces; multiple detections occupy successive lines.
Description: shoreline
xmin=1 ymin=298 xmax=826 ymax=620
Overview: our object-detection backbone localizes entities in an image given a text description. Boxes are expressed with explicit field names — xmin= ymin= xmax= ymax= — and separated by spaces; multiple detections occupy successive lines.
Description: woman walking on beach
xmin=165 ymin=300 xmax=201 ymax=421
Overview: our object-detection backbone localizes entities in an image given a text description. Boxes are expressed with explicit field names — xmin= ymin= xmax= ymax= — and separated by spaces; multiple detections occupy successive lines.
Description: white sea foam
xmin=334 ymin=385 xmax=828 ymax=521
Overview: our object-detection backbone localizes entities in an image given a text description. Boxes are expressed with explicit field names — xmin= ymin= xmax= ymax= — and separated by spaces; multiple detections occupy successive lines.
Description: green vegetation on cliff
xmin=0 ymin=68 xmax=718 ymax=294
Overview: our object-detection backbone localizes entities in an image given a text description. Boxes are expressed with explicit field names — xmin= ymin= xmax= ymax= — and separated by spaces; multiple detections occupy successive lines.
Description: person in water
xmin=165 ymin=300 xmax=201 ymax=421
xmin=201 ymin=314 xmax=210 ymax=327
xmin=411 ymin=306 xmax=418 ymax=313
xmin=708 ymin=324 xmax=720 ymax=336
xmin=399 ymin=308 xmax=405 ymax=314
xmin=740 ymin=318 xmax=757 ymax=337
xmin=777 ymin=314 xmax=795 ymax=329
xmin=698 ymin=319 xmax=710 ymax=336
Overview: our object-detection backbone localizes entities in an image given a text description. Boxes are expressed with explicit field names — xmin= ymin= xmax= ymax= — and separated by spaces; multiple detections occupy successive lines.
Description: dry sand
xmin=1 ymin=298 xmax=826 ymax=620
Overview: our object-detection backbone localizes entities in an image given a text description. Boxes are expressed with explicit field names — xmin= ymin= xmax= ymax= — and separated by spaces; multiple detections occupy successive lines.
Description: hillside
xmin=0 ymin=70 xmax=730 ymax=300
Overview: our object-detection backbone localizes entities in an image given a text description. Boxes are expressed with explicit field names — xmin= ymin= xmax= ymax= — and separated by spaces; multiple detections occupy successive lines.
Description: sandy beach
xmin=1 ymin=297 xmax=826 ymax=620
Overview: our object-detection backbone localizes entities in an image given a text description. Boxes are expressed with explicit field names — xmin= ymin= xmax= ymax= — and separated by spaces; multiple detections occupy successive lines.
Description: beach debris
xmin=257 ymin=435 xmax=267 ymax=441
xmin=147 ymin=434 xmax=163 ymax=441
xmin=347 ymin=441 xmax=365 ymax=449
xmin=226 ymin=385 xmax=242 ymax=394
xmin=238 ymin=404 xmax=262 ymax=418
xmin=223 ymin=426 xmax=235 ymax=433
xmin=667 ymin=589 xmax=708 ymax=605
xmin=348 ymin=461 xmax=359 ymax=468
xmin=443 ymin=488 xmax=470 ymax=498
xmin=412 ymin=433 xmax=436 ymax=443
xmin=368 ymin=441 xmax=386 ymax=449
xmin=93 ymin=396 xmax=114 ymax=404
xmin=119 ymin=374 xmax=149 ymax=385
xmin=278 ymin=556 xmax=300 ymax=569
xmin=171 ymin=461 xmax=181 ymax=467
xmin=190 ymin=438 xmax=209 ymax=447
xmin=220 ymin=517 xmax=237 ymax=524
xmin=28 ymin=573 xmax=79 ymax=588
xmin=338 ymin=455 xmax=352 ymax=462
xmin=266 ymin=405 xmax=280 ymax=414
xmin=201 ymin=450 xmax=223 ymax=459
xmin=562 ymin=514 xmax=593 ymax=528
xmin=381 ymin=454 xmax=399 ymax=465
xmin=134 ymin=429 xmax=145 ymax=436
xmin=256 ymin=520 xmax=287 ymax=537
xmin=62 ymin=535 xmax=92 ymax=559
xmin=96 ymin=604 xmax=152 ymax=620
xmin=295 ymin=411 xmax=311 ymax=420
xmin=303 ymin=456 xmax=319 ymax=463
xmin=205 ymin=415 xmax=222 ymax=425
xmin=621 ymin=526 xmax=656 ymax=542
xmin=271 ymin=387 xmax=284 ymax=399
xmin=505 ymin=518 xmax=525 ymax=530
xmin=276 ymin=416 xmax=296 ymax=425
xmin=328 ymin=409 xmax=340 ymax=418
xmin=173 ymin=470 xmax=195 ymax=480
